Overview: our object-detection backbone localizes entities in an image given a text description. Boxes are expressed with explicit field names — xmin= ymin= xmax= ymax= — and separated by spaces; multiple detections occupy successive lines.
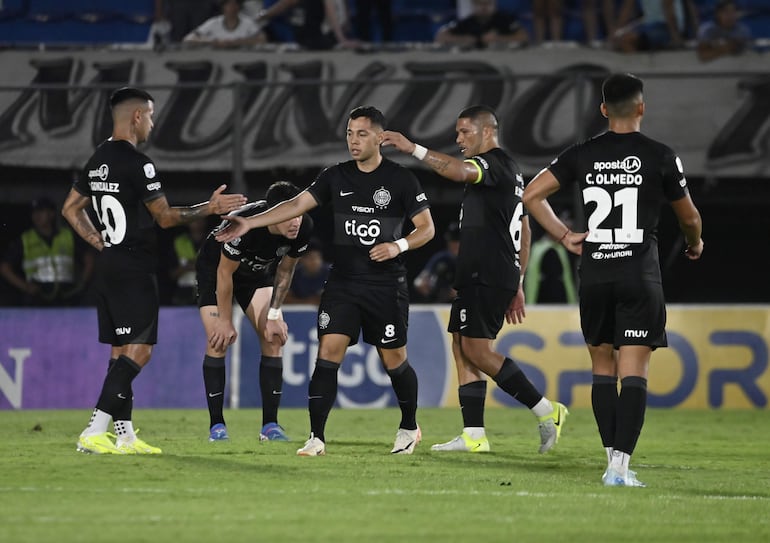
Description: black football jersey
xmin=455 ymin=147 xmax=526 ymax=290
xmin=547 ymin=131 xmax=689 ymax=285
xmin=198 ymin=201 xmax=313 ymax=284
xmin=74 ymin=139 xmax=165 ymax=270
xmin=307 ymin=158 xmax=430 ymax=284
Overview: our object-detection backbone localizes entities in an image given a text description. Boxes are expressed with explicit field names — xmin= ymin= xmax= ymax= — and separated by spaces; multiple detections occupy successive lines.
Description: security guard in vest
xmin=0 ymin=197 xmax=94 ymax=306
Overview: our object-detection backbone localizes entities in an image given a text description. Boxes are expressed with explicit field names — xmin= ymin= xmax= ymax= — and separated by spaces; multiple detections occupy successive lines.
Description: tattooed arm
xmin=62 ymin=188 xmax=105 ymax=251
xmin=146 ymin=184 xmax=247 ymax=229
xmin=381 ymin=130 xmax=480 ymax=183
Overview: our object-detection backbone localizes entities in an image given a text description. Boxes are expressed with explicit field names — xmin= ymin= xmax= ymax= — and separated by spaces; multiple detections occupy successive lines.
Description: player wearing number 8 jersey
xmin=382 ymin=105 xmax=568 ymax=455
xmin=523 ymin=73 xmax=704 ymax=486
xmin=62 ymin=87 xmax=246 ymax=455
xmin=214 ymin=106 xmax=435 ymax=456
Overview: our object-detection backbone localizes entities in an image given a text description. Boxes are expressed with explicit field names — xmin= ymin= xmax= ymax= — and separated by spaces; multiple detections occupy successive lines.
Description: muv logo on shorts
xmin=624 ymin=329 xmax=648 ymax=338
xmin=115 ymin=327 xmax=132 ymax=335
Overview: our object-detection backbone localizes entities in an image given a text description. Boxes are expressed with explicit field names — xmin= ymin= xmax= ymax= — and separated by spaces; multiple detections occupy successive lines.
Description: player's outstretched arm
xmin=215 ymin=191 xmax=317 ymax=243
xmin=148 ymin=184 xmax=247 ymax=229
xmin=381 ymin=131 xmax=477 ymax=183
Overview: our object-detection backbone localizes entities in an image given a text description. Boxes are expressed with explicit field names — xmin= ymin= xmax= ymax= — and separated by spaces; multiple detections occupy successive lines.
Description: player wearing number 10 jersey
xmin=523 ymin=73 xmax=703 ymax=487
xmin=62 ymin=87 xmax=245 ymax=456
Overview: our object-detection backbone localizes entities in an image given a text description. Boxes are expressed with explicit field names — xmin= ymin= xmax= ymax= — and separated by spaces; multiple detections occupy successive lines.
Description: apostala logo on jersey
xmin=87 ymin=164 xmax=120 ymax=192
xmin=88 ymin=164 xmax=109 ymax=181
xmin=593 ymin=156 xmax=641 ymax=173
xmin=373 ymin=187 xmax=391 ymax=209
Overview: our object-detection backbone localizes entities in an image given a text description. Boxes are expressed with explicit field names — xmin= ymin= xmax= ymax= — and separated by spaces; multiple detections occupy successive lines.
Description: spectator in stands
xmin=533 ymin=0 xmax=564 ymax=43
xmin=155 ymin=0 xmax=216 ymax=43
xmin=612 ymin=0 xmax=700 ymax=52
xmin=167 ymin=218 xmax=209 ymax=305
xmin=0 ymin=196 xmax=94 ymax=306
xmin=285 ymin=239 xmax=330 ymax=305
xmin=353 ymin=0 xmax=393 ymax=43
xmin=434 ymin=0 xmax=529 ymax=49
xmin=413 ymin=221 xmax=460 ymax=303
xmin=696 ymin=0 xmax=752 ymax=62
xmin=255 ymin=0 xmax=357 ymax=50
xmin=183 ymin=0 xmax=267 ymax=47
xmin=582 ymin=0 xmax=620 ymax=45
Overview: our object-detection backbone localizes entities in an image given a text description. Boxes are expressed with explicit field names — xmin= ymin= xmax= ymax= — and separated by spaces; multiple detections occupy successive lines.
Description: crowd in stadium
xmin=0 ymin=0 xmax=767 ymax=54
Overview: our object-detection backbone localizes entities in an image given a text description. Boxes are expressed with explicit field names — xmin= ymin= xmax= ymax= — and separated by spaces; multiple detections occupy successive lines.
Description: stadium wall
xmin=1 ymin=306 xmax=768 ymax=410
xmin=0 ymin=47 xmax=768 ymax=185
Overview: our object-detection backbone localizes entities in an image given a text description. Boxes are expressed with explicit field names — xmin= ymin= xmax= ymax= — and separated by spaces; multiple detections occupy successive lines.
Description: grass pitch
xmin=1 ymin=407 xmax=768 ymax=543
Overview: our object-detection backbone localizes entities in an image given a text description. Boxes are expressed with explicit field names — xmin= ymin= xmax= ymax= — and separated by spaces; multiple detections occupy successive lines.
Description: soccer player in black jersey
xmin=382 ymin=106 xmax=568 ymax=455
xmin=196 ymin=181 xmax=313 ymax=442
xmin=523 ymin=73 xmax=704 ymax=486
xmin=62 ymin=87 xmax=246 ymax=455
xmin=216 ymin=106 xmax=435 ymax=456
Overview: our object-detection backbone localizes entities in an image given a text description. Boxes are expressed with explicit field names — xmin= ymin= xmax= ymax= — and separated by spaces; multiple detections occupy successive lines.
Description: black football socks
xmin=203 ymin=355 xmax=226 ymax=428
xmin=387 ymin=360 xmax=418 ymax=430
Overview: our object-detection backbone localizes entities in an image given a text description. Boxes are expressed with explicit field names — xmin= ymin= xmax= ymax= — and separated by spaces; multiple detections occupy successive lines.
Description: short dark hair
xmin=266 ymin=181 xmax=301 ymax=208
xmin=602 ymin=73 xmax=643 ymax=107
xmin=110 ymin=87 xmax=154 ymax=109
xmin=349 ymin=106 xmax=386 ymax=129
xmin=458 ymin=105 xmax=499 ymax=129
xmin=715 ymin=0 xmax=735 ymax=11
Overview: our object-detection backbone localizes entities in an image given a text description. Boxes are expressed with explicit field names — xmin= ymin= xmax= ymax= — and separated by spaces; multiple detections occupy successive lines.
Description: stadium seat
xmin=0 ymin=0 xmax=26 ymax=20
xmin=744 ymin=13 xmax=770 ymax=38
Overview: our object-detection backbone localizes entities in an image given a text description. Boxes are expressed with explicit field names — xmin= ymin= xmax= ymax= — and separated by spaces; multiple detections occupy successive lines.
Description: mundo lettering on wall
xmin=0 ymin=48 xmax=767 ymax=176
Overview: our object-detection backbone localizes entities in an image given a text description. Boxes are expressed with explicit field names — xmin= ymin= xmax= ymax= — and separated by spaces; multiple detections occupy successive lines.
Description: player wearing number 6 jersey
xmin=523 ymin=73 xmax=704 ymax=486
xmin=62 ymin=87 xmax=246 ymax=455
xmin=382 ymin=105 xmax=568 ymax=456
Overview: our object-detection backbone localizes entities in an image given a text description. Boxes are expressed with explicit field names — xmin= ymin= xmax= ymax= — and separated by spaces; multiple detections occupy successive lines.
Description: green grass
xmin=1 ymin=408 xmax=768 ymax=543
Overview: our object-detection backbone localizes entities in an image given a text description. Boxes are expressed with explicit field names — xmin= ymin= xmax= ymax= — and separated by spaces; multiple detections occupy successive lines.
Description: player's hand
xmin=561 ymin=230 xmax=589 ymax=256
xmin=264 ymin=318 xmax=289 ymax=346
xmin=380 ymin=131 xmax=414 ymax=154
xmin=369 ymin=241 xmax=401 ymax=262
xmin=505 ymin=287 xmax=526 ymax=325
xmin=208 ymin=184 xmax=247 ymax=215
xmin=209 ymin=320 xmax=237 ymax=351
xmin=214 ymin=214 xmax=249 ymax=243
xmin=685 ymin=239 xmax=704 ymax=260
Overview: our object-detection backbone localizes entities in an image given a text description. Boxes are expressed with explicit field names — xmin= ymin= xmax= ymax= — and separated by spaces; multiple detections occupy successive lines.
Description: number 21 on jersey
xmin=583 ymin=186 xmax=643 ymax=244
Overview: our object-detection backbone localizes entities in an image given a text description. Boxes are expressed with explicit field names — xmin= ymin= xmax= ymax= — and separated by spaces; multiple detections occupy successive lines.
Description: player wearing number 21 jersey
xmin=523 ymin=73 xmax=703 ymax=487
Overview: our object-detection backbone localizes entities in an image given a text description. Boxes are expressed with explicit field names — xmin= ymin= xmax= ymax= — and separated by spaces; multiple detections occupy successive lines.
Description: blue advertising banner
xmin=1 ymin=305 xmax=768 ymax=410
